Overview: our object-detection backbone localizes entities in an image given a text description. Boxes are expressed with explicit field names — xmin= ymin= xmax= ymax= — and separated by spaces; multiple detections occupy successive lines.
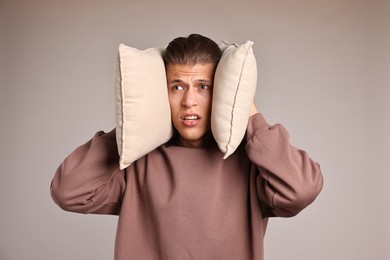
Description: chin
xmin=178 ymin=129 xmax=213 ymax=147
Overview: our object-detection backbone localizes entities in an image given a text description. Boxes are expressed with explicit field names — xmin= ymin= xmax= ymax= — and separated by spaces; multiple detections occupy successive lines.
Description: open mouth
xmin=183 ymin=115 xmax=200 ymax=121
xmin=181 ymin=114 xmax=201 ymax=126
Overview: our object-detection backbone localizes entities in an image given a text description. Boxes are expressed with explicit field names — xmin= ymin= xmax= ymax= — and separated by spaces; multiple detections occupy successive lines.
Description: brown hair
xmin=163 ymin=34 xmax=222 ymax=68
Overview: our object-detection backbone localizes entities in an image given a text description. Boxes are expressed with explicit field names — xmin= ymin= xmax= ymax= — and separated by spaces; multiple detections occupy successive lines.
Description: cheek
xmin=168 ymin=95 xmax=180 ymax=114
xmin=202 ymin=94 xmax=213 ymax=111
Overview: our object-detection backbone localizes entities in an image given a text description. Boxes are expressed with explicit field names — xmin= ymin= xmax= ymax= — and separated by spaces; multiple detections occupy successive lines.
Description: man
xmin=51 ymin=34 xmax=323 ymax=260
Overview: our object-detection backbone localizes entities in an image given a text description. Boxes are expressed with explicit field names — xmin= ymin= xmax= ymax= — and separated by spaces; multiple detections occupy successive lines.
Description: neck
xmin=174 ymin=133 xmax=215 ymax=148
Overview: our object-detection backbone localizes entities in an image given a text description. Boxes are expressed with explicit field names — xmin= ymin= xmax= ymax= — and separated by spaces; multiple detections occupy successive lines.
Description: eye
xmin=172 ymin=85 xmax=184 ymax=91
xmin=199 ymin=84 xmax=209 ymax=90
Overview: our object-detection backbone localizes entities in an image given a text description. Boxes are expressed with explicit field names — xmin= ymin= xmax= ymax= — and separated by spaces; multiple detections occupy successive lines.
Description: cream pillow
xmin=115 ymin=44 xmax=173 ymax=169
xmin=211 ymin=41 xmax=258 ymax=159
xmin=115 ymin=41 xmax=257 ymax=168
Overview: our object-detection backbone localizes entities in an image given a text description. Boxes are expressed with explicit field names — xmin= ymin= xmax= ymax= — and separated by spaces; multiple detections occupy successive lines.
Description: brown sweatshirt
xmin=51 ymin=113 xmax=323 ymax=260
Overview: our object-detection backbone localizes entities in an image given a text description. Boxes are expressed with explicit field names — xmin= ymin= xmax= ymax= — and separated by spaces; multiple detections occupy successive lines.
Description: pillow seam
xmin=225 ymin=44 xmax=251 ymax=154
xmin=118 ymin=54 xmax=126 ymax=166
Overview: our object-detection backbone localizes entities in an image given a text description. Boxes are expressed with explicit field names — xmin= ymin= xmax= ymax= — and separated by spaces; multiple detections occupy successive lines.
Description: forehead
xmin=166 ymin=63 xmax=215 ymax=81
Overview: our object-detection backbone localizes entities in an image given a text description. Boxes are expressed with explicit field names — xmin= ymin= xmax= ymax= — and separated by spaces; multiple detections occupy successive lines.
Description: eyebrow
xmin=169 ymin=79 xmax=211 ymax=84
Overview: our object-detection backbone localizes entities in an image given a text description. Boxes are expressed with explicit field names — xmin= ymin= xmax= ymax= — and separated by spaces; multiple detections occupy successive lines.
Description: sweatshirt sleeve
xmin=50 ymin=129 xmax=126 ymax=215
xmin=245 ymin=113 xmax=323 ymax=218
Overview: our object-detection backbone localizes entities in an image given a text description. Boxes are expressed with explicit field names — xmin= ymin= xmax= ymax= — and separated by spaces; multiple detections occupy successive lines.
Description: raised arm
xmin=246 ymin=112 xmax=323 ymax=218
xmin=50 ymin=129 xmax=126 ymax=215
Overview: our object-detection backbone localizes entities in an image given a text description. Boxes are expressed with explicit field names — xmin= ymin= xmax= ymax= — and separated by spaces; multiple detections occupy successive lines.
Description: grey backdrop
xmin=1 ymin=0 xmax=389 ymax=259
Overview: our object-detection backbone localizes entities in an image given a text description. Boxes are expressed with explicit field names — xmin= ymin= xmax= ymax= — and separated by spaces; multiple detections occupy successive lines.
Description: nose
xmin=182 ymin=88 xmax=197 ymax=107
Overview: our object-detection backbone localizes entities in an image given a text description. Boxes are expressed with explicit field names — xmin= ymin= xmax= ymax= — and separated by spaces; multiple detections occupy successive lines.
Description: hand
xmin=250 ymin=103 xmax=258 ymax=116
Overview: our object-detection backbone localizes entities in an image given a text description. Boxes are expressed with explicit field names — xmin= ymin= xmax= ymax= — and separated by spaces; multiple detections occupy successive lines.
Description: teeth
xmin=184 ymin=116 xmax=198 ymax=120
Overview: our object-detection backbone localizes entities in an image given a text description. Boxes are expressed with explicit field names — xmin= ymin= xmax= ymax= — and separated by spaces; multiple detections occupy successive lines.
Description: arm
xmin=50 ymin=129 xmax=126 ymax=215
xmin=246 ymin=109 xmax=323 ymax=218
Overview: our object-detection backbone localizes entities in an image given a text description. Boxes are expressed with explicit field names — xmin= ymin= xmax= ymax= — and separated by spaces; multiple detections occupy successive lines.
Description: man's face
xmin=166 ymin=63 xmax=215 ymax=148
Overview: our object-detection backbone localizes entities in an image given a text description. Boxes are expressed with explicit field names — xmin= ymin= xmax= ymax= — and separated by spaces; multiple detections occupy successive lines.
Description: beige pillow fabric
xmin=115 ymin=44 xmax=173 ymax=169
xmin=115 ymin=40 xmax=257 ymax=168
xmin=211 ymin=41 xmax=258 ymax=159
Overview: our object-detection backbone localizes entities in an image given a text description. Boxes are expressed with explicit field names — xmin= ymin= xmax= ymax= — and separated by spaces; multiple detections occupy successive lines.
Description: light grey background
xmin=1 ymin=0 xmax=389 ymax=259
